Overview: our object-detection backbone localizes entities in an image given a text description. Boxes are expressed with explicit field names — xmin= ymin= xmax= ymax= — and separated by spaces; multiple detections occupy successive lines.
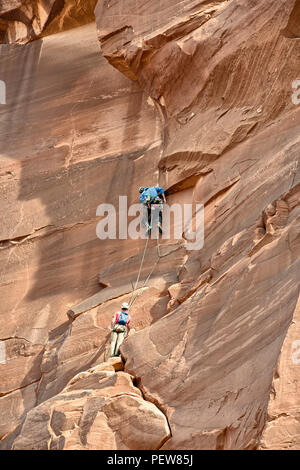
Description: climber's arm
xmin=156 ymin=187 xmax=166 ymax=203
xmin=111 ymin=313 xmax=117 ymax=329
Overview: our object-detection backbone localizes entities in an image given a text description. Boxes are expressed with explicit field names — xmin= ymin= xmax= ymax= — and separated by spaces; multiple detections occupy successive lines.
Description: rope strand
xmin=129 ymin=203 xmax=163 ymax=310
xmin=129 ymin=236 xmax=161 ymax=310
xmin=129 ymin=234 xmax=149 ymax=308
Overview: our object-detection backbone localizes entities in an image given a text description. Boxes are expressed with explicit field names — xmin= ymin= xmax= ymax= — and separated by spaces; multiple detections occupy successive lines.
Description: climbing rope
xmin=129 ymin=233 xmax=161 ymax=310
xmin=129 ymin=236 xmax=161 ymax=309
xmin=128 ymin=234 xmax=149 ymax=307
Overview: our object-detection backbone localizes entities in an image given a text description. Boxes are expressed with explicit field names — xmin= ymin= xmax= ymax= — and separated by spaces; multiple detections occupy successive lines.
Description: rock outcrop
xmin=12 ymin=358 xmax=171 ymax=450
xmin=0 ymin=0 xmax=299 ymax=450
xmin=0 ymin=0 xmax=98 ymax=43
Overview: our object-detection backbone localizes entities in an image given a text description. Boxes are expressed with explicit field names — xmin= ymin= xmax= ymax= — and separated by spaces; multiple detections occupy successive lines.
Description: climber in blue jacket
xmin=139 ymin=186 xmax=166 ymax=234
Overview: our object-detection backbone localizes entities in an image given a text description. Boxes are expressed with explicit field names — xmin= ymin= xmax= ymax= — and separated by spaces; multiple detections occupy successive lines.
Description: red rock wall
xmin=0 ymin=21 xmax=165 ymax=446
xmin=0 ymin=0 xmax=299 ymax=450
xmin=96 ymin=0 xmax=300 ymax=449
xmin=0 ymin=0 xmax=98 ymax=43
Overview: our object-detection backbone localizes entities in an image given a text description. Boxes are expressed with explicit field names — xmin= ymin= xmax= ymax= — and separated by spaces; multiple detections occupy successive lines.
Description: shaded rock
xmin=0 ymin=0 xmax=98 ymax=43
xmin=107 ymin=357 xmax=124 ymax=372
xmin=0 ymin=339 xmax=44 ymax=396
xmin=0 ymin=382 xmax=38 ymax=443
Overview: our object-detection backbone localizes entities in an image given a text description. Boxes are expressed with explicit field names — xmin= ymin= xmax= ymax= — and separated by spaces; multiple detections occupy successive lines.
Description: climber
xmin=109 ymin=302 xmax=131 ymax=357
xmin=139 ymin=186 xmax=166 ymax=235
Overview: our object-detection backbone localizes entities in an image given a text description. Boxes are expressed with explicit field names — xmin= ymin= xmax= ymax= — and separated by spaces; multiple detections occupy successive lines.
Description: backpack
xmin=117 ymin=311 xmax=128 ymax=326
xmin=141 ymin=187 xmax=159 ymax=204
xmin=145 ymin=187 xmax=158 ymax=198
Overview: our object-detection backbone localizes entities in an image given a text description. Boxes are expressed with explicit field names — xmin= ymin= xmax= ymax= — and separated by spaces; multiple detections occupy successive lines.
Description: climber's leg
xmin=109 ymin=331 xmax=118 ymax=357
xmin=158 ymin=207 xmax=163 ymax=234
xmin=143 ymin=204 xmax=152 ymax=235
xmin=141 ymin=203 xmax=151 ymax=233
xmin=148 ymin=205 xmax=152 ymax=227
xmin=115 ymin=331 xmax=126 ymax=356
xmin=150 ymin=201 xmax=163 ymax=237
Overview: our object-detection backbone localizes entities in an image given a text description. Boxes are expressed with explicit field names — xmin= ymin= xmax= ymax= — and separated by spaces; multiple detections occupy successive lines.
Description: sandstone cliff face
xmin=0 ymin=0 xmax=98 ymax=43
xmin=0 ymin=19 xmax=165 ymax=447
xmin=0 ymin=0 xmax=299 ymax=450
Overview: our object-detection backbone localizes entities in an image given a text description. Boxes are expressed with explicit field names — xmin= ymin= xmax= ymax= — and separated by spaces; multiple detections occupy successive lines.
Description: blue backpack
xmin=117 ymin=312 xmax=128 ymax=325
xmin=144 ymin=187 xmax=159 ymax=199
xmin=140 ymin=187 xmax=161 ymax=204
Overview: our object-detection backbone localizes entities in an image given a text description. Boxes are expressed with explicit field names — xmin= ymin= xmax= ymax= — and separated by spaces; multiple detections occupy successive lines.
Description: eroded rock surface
xmin=12 ymin=359 xmax=171 ymax=450
xmin=96 ymin=0 xmax=300 ymax=449
xmin=259 ymin=295 xmax=300 ymax=449
xmin=0 ymin=0 xmax=98 ymax=43
xmin=0 ymin=0 xmax=299 ymax=450
xmin=0 ymin=21 xmax=163 ymax=445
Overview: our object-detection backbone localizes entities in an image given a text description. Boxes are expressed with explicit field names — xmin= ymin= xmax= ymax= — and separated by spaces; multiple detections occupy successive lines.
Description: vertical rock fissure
xmin=122 ymin=362 xmax=173 ymax=447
